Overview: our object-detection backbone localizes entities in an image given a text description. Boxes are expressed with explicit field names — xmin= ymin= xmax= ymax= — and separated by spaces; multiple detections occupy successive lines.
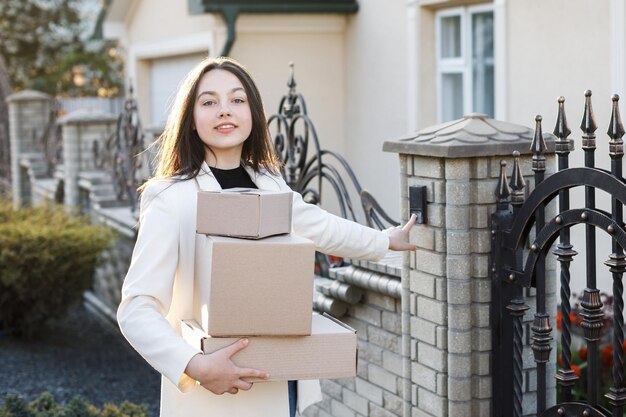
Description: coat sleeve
xmin=274 ymin=176 xmax=390 ymax=261
xmin=117 ymin=181 xmax=201 ymax=392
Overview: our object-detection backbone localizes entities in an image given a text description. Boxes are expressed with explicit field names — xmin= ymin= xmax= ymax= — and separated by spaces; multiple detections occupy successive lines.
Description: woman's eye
xmin=202 ymin=100 xmax=215 ymax=106
xmin=233 ymin=98 xmax=246 ymax=104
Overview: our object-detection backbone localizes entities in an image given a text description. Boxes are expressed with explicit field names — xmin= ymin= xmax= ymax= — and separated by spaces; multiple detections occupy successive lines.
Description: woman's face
xmin=193 ymin=69 xmax=253 ymax=166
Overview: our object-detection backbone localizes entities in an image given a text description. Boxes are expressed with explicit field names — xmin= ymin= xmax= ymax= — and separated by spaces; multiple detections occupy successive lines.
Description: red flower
xmin=558 ymin=354 xmax=563 ymax=367
xmin=578 ymin=347 xmax=588 ymax=362
xmin=569 ymin=312 xmax=577 ymax=325
xmin=571 ymin=364 xmax=581 ymax=377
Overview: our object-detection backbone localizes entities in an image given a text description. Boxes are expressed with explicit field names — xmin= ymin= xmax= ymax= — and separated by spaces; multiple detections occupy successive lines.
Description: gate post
xmin=384 ymin=114 xmax=555 ymax=416
xmin=58 ymin=110 xmax=117 ymax=210
xmin=6 ymin=90 xmax=52 ymax=208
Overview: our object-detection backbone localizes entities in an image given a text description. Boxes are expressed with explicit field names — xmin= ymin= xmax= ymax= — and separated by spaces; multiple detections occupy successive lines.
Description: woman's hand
xmin=184 ymin=338 xmax=269 ymax=395
xmin=386 ymin=214 xmax=417 ymax=251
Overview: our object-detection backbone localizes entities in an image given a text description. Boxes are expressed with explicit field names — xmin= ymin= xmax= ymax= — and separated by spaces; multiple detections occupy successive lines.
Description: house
xmin=103 ymin=0 xmax=625 ymax=229
xmin=98 ymin=2 xmax=626 ymax=415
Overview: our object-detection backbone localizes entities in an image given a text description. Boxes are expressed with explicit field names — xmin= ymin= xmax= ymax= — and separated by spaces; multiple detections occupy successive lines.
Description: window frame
xmin=435 ymin=3 xmax=495 ymax=123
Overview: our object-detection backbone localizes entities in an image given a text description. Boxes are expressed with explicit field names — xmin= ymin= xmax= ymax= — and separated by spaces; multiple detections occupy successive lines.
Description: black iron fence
xmin=93 ymin=86 xmax=144 ymax=213
xmin=491 ymin=92 xmax=626 ymax=417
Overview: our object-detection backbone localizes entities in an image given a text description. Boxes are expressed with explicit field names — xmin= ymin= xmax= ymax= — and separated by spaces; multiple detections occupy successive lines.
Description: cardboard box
xmin=194 ymin=234 xmax=315 ymax=336
xmin=196 ymin=188 xmax=292 ymax=238
xmin=181 ymin=314 xmax=357 ymax=382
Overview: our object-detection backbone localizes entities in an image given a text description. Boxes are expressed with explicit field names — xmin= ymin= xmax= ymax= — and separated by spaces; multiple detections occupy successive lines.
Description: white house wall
xmin=343 ymin=0 xmax=408 ymax=220
xmin=507 ymin=0 xmax=611 ymax=129
xmin=507 ymin=0 xmax=613 ymax=292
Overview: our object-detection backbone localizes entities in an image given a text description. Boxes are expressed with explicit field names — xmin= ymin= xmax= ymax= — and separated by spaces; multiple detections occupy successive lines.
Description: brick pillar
xmin=58 ymin=110 xmax=117 ymax=209
xmin=384 ymin=114 xmax=556 ymax=417
xmin=6 ymin=90 xmax=52 ymax=208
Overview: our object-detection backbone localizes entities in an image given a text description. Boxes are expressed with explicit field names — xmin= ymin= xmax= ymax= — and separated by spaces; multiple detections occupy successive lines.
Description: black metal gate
xmin=491 ymin=92 xmax=626 ymax=417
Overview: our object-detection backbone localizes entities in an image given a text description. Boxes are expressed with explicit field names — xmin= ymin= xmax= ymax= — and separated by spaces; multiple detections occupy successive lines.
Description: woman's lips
xmin=215 ymin=123 xmax=236 ymax=133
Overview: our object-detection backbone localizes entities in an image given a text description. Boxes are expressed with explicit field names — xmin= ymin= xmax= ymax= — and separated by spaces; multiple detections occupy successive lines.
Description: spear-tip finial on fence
xmin=531 ymin=115 xmax=547 ymax=155
xmin=510 ymin=151 xmax=526 ymax=208
xmin=510 ymin=150 xmax=526 ymax=194
xmin=608 ymin=94 xmax=625 ymax=141
xmin=581 ymin=89 xmax=598 ymax=136
xmin=287 ymin=62 xmax=296 ymax=92
xmin=531 ymin=115 xmax=547 ymax=175
xmin=496 ymin=159 xmax=511 ymax=206
xmin=282 ymin=62 xmax=301 ymax=118
xmin=553 ymin=96 xmax=571 ymax=140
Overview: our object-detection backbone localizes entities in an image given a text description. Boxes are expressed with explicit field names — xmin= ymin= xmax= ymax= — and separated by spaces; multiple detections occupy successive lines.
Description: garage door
xmin=150 ymin=53 xmax=207 ymax=126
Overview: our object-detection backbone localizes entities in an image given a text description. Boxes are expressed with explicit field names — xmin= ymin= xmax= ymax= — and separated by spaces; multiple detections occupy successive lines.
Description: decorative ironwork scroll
xmin=267 ymin=63 xmax=398 ymax=231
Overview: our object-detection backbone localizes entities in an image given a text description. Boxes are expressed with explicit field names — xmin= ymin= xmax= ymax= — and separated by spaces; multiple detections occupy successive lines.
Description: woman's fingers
xmin=195 ymin=340 xmax=269 ymax=395
xmin=223 ymin=340 xmax=270 ymax=381
xmin=237 ymin=366 xmax=270 ymax=381
xmin=234 ymin=379 xmax=255 ymax=391
xmin=402 ymin=213 xmax=417 ymax=232
xmin=220 ymin=341 xmax=269 ymax=393
xmin=222 ymin=338 xmax=250 ymax=358
xmin=218 ymin=369 xmax=262 ymax=394
xmin=387 ymin=214 xmax=418 ymax=251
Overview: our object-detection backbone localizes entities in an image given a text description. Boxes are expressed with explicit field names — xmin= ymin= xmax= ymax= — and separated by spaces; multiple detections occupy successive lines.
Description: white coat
xmin=117 ymin=162 xmax=390 ymax=417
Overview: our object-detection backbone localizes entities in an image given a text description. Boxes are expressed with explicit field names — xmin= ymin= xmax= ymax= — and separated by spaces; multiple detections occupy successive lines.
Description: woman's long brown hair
xmin=151 ymin=57 xmax=280 ymax=183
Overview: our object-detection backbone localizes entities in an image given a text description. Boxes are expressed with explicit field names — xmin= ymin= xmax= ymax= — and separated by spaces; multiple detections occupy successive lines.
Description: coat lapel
xmin=195 ymin=162 xmax=222 ymax=191
xmin=243 ymin=165 xmax=282 ymax=191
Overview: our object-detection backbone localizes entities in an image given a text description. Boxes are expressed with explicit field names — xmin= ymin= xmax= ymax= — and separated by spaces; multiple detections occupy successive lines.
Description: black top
xmin=210 ymin=165 xmax=258 ymax=189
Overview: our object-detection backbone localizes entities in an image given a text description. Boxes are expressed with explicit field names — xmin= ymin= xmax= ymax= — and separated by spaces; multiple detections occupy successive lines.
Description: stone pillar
xmin=58 ymin=110 xmax=117 ymax=209
xmin=6 ymin=90 xmax=52 ymax=208
xmin=383 ymin=113 xmax=556 ymax=417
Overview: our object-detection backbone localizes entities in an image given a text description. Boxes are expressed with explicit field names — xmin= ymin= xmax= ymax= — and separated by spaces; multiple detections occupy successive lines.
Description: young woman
xmin=117 ymin=56 xmax=416 ymax=417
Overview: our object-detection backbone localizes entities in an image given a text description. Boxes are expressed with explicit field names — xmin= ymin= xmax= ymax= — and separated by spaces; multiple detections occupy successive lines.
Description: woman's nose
xmin=218 ymin=103 xmax=231 ymax=117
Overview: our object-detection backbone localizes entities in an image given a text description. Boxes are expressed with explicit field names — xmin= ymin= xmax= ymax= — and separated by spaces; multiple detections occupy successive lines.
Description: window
xmin=436 ymin=5 xmax=494 ymax=122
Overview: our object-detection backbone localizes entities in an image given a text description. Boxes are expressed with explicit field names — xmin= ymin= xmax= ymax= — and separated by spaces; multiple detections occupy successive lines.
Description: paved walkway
xmin=0 ymin=302 xmax=160 ymax=416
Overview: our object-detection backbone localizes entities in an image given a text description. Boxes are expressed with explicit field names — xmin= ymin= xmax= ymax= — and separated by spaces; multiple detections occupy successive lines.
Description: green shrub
xmin=0 ymin=392 xmax=149 ymax=417
xmin=0 ymin=202 xmax=112 ymax=338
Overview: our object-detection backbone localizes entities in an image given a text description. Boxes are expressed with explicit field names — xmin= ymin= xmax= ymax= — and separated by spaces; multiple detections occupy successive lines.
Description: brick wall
xmin=304 ymin=259 xmax=405 ymax=417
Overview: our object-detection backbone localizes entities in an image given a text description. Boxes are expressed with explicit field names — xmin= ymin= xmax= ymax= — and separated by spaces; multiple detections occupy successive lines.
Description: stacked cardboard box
xmin=185 ymin=188 xmax=357 ymax=381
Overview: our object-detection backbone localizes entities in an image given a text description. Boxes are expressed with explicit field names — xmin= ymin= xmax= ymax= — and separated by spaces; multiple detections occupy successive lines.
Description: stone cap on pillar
xmin=58 ymin=109 xmax=118 ymax=125
xmin=6 ymin=90 xmax=51 ymax=103
xmin=383 ymin=113 xmax=555 ymax=158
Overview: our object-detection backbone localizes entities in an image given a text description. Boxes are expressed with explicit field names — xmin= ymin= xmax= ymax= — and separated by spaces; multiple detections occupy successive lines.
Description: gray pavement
xmin=0 ymin=302 xmax=160 ymax=416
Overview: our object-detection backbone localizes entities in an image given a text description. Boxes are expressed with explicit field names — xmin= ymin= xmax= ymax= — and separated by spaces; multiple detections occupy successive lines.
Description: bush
xmin=0 ymin=203 xmax=112 ymax=338
xmin=0 ymin=392 xmax=148 ymax=417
